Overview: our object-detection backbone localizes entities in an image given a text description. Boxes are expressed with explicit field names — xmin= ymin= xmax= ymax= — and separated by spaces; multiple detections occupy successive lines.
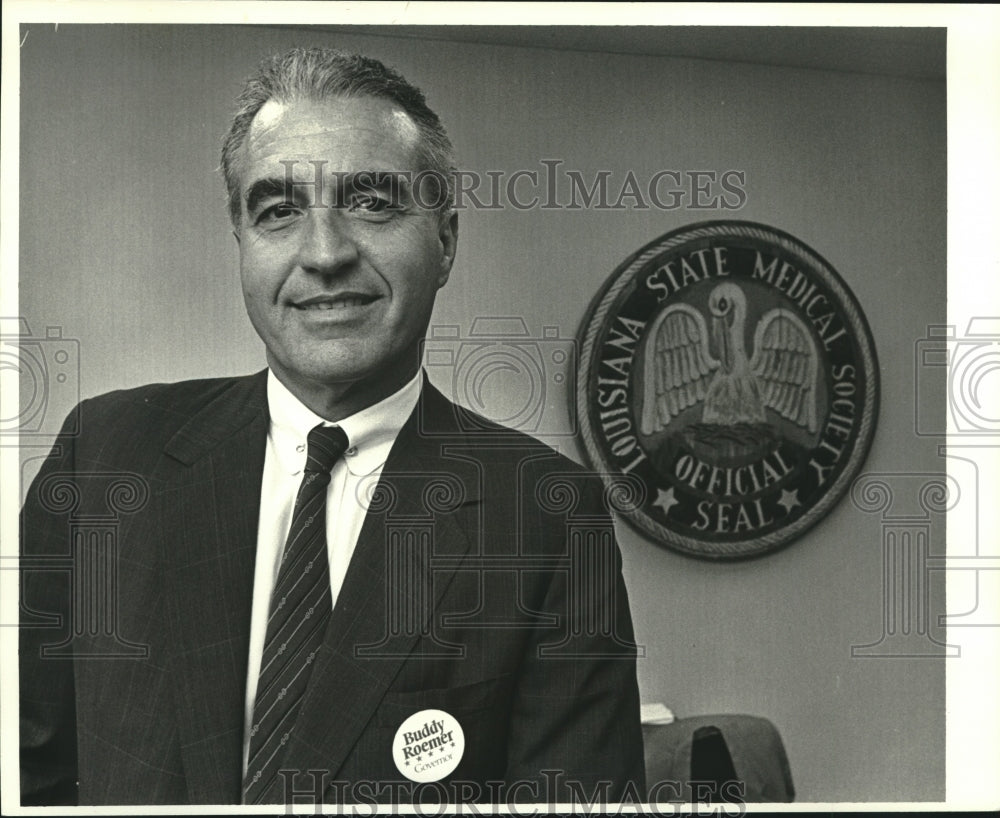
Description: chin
xmin=278 ymin=347 xmax=419 ymax=389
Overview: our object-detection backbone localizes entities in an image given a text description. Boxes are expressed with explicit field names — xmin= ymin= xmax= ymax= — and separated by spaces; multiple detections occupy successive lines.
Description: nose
xmin=295 ymin=210 xmax=360 ymax=276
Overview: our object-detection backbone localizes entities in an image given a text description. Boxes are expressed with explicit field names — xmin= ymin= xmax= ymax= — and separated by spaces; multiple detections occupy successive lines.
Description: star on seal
xmin=652 ymin=487 xmax=679 ymax=517
xmin=778 ymin=488 xmax=802 ymax=515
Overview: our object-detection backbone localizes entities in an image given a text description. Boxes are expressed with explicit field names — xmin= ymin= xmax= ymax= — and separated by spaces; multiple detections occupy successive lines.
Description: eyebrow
xmin=244 ymin=177 xmax=294 ymax=216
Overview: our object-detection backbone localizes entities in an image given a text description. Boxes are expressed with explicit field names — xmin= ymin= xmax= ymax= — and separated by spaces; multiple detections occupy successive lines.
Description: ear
xmin=436 ymin=210 xmax=458 ymax=288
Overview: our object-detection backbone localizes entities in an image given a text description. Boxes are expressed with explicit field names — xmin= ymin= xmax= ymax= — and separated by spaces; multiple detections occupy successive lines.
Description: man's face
xmin=235 ymin=95 xmax=457 ymax=406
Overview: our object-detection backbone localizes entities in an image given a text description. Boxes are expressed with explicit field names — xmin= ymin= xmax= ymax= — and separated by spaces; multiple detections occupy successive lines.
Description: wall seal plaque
xmin=576 ymin=221 xmax=879 ymax=559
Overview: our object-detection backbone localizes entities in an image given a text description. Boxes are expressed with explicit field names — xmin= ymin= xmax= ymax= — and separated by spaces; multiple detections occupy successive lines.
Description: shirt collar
xmin=266 ymin=369 xmax=422 ymax=477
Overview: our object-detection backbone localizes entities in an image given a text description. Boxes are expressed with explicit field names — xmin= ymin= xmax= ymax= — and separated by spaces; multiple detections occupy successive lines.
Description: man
xmin=20 ymin=47 xmax=645 ymax=806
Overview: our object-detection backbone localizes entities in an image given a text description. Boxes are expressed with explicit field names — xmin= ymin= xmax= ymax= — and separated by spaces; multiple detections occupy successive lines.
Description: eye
xmin=257 ymin=202 xmax=301 ymax=225
xmin=718 ymin=297 xmax=728 ymax=310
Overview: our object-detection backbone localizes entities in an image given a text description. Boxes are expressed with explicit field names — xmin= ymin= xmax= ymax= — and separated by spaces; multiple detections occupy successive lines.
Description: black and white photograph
xmin=2 ymin=2 xmax=997 ymax=812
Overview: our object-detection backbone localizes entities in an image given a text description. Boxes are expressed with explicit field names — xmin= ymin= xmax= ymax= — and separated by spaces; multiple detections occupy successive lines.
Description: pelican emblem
xmin=640 ymin=282 xmax=819 ymax=436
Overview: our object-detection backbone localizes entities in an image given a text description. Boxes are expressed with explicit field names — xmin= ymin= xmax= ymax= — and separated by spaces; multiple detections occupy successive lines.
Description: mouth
xmin=291 ymin=293 xmax=381 ymax=312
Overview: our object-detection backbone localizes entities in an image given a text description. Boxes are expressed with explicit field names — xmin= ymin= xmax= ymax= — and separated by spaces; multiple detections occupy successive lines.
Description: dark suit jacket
xmin=20 ymin=371 xmax=644 ymax=805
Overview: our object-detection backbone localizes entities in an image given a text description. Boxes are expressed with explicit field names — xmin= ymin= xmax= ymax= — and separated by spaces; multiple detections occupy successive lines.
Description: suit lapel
xmin=159 ymin=372 xmax=269 ymax=803
xmin=281 ymin=381 xmax=482 ymax=788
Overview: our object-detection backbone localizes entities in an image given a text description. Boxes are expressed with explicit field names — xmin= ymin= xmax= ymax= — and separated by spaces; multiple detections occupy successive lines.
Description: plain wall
xmin=17 ymin=25 xmax=947 ymax=802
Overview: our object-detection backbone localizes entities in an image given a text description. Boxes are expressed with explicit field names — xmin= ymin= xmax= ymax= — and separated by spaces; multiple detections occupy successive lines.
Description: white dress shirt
xmin=241 ymin=370 xmax=422 ymax=775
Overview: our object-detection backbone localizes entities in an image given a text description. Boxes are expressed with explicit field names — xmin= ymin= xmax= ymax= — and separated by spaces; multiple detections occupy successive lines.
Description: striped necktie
xmin=243 ymin=423 xmax=349 ymax=804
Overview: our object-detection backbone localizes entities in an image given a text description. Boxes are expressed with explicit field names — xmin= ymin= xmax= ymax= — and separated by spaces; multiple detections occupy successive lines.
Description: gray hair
xmin=221 ymin=47 xmax=455 ymax=226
